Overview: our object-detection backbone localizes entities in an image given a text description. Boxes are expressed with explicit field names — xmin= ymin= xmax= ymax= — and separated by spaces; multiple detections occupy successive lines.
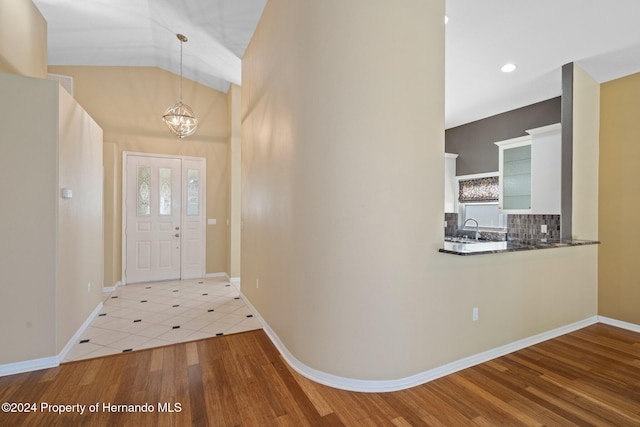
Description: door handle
xmin=174 ymin=233 xmax=180 ymax=238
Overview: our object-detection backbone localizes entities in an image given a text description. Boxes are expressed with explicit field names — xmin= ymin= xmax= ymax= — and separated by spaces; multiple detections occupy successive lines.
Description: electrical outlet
xmin=472 ymin=307 xmax=479 ymax=321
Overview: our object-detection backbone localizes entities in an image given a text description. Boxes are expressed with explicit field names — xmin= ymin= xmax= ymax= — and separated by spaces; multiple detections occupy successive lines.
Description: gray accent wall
xmin=445 ymin=97 xmax=561 ymax=176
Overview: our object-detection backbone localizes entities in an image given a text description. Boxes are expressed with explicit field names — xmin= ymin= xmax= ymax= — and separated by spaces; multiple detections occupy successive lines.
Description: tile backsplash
xmin=507 ymin=214 xmax=561 ymax=242
xmin=444 ymin=212 xmax=561 ymax=242
xmin=444 ymin=213 xmax=458 ymax=237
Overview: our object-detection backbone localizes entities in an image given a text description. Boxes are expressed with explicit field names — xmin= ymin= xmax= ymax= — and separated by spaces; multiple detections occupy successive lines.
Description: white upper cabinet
xmin=495 ymin=123 xmax=561 ymax=214
xmin=496 ymin=135 xmax=532 ymax=212
xmin=529 ymin=124 xmax=561 ymax=214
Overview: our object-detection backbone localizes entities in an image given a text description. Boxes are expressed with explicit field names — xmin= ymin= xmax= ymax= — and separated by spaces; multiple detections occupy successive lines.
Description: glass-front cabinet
xmin=496 ymin=135 xmax=532 ymax=212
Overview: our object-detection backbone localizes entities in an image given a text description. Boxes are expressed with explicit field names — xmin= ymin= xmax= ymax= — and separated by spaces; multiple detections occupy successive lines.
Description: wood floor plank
xmin=0 ymin=325 xmax=639 ymax=426
xmin=281 ymin=355 xmax=336 ymax=417
xmin=376 ymin=391 xmax=431 ymax=426
xmin=411 ymin=382 xmax=476 ymax=426
xmin=187 ymin=364 xmax=208 ymax=426
xmin=510 ymin=345 xmax=640 ymax=422
xmin=202 ymin=357 xmax=242 ymax=426
xmin=185 ymin=341 xmax=199 ymax=366
xmin=459 ymin=366 xmax=558 ymax=426
xmin=505 ymin=355 xmax=621 ymax=426
xmin=396 ymin=387 xmax=473 ymax=426
xmin=473 ymin=363 xmax=587 ymax=426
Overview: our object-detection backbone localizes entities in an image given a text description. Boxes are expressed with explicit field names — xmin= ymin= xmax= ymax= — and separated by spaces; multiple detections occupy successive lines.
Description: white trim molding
xmin=0 ymin=302 xmax=103 ymax=377
xmin=0 ymin=356 xmax=59 ymax=377
xmin=102 ymin=281 xmax=122 ymax=293
xmin=205 ymin=272 xmax=228 ymax=279
xmin=239 ymin=292 xmax=599 ymax=393
xmin=598 ymin=316 xmax=640 ymax=333
xmin=204 ymin=273 xmax=240 ymax=285
xmin=57 ymin=302 xmax=104 ymax=363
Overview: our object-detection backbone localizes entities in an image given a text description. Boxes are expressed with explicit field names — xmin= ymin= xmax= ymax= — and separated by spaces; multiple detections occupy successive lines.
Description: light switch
xmin=541 ymin=224 xmax=547 ymax=234
xmin=61 ymin=188 xmax=73 ymax=199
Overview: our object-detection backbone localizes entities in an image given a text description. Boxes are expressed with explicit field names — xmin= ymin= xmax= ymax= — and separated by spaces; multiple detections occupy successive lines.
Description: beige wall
xmin=0 ymin=74 xmax=103 ymax=364
xmin=227 ymin=84 xmax=242 ymax=280
xmin=0 ymin=0 xmax=47 ymax=78
xmin=56 ymin=86 xmax=104 ymax=353
xmin=0 ymin=74 xmax=58 ymax=364
xmin=241 ymin=0 xmax=598 ymax=381
xmin=572 ymin=65 xmax=600 ymax=240
xmin=49 ymin=66 xmax=231 ymax=283
xmin=0 ymin=3 xmax=105 ymax=365
xmin=103 ymin=143 xmax=120 ymax=288
xmin=599 ymin=72 xmax=640 ymax=324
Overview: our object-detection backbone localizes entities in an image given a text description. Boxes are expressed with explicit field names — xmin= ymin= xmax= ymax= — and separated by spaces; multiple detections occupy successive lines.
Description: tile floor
xmin=63 ymin=277 xmax=261 ymax=363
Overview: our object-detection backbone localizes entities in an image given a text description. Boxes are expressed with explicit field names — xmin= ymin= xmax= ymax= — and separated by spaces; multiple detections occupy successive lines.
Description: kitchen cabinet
xmin=444 ymin=153 xmax=458 ymax=213
xmin=529 ymin=123 xmax=561 ymax=214
xmin=496 ymin=135 xmax=532 ymax=212
xmin=495 ymin=123 xmax=561 ymax=214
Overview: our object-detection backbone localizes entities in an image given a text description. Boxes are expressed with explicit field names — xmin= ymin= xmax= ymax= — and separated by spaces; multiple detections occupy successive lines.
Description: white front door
xmin=125 ymin=155 xmax=182 ymax=283
xmin=124 ymin=153 xmax=207 ymax=284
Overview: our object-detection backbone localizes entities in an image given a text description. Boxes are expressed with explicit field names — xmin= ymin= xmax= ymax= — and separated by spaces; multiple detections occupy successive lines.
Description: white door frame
xmin=122 ymin=151 xmax=206 ymax=284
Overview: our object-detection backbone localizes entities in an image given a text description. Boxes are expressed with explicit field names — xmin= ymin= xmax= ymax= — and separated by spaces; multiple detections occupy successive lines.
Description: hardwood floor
xmin=0 ymin=323 xmax=638 ymax=426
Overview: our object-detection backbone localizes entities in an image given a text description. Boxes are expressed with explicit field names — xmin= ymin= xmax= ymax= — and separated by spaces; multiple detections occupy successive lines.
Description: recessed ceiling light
xmin=501 ymin=63 xmax=517 ymax=73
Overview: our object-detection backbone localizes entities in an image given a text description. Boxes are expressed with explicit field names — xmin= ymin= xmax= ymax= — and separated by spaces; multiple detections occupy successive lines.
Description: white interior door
xmin=126 ymin=155 xmax=182 ymax=283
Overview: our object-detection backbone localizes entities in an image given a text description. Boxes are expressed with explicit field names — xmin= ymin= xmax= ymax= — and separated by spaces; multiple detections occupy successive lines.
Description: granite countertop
xmin=439 ymin=238 xmax=599 ymax=256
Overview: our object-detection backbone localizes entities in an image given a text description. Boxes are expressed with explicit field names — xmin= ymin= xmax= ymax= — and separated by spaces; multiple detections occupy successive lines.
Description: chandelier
xmin=162 ymin=33 xmax=198 ymax=139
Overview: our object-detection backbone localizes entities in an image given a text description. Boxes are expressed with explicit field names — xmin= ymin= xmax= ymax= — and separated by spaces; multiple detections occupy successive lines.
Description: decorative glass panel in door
xmin=137 ymin=166 xmax=151 ymax=216
xmin=127 ymin=156 xmax=181 ymax=284
xmin=187 ymin=169 xmax=199 ymax=215
xmin=159 ymin=167 xmax=172 ymax=215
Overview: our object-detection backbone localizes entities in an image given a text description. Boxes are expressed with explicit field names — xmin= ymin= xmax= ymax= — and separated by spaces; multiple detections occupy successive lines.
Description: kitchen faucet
xmin=463 ymin=218 xmax=480 ymax=240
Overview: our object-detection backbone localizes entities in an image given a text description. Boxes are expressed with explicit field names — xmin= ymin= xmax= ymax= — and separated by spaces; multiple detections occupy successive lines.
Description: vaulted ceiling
xmin=33 ymin=0 xmax=640 ymax=129
xmin=33 ymin=0 xmax=267 ymax=93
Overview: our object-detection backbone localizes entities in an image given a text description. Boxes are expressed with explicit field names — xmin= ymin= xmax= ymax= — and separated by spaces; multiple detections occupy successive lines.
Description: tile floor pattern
xmin=63 ymin=277 xmax=261 ymax=362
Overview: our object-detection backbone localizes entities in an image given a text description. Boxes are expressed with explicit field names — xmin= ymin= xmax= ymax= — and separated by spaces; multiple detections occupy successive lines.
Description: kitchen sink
xmin=443 ymin=240 xmax=508 ymax=253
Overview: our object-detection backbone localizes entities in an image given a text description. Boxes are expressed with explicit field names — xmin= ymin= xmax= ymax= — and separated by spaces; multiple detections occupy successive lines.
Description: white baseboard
xmin=57 ymin=302 xmax=104 ymax=363
xmin=598 ymin=316 xmax=640 ymax=333
xmin=0 ymin=356 xmax=59 ymax=377
xmin=0 ymin=301 xmax=104 ymax=377
xmin=204 ymin=273 xmax=240 ymax=287
xmin=205 ymin=272 xmax=228 ymax=279
xmin=102 ymin=281 xmax=122 ymax=293
xmin=2 ymin=309 xmax=629 ymax=384
xmin=264 ymin=315 xmax=598 ymax=392
xmin=238 ymin=293 xmax=600 ymax=393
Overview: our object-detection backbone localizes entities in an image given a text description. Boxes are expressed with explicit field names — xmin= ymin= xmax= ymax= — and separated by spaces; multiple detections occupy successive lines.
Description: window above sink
xmin=460 ymin=202 xmax=506 ymax=230
xmin=456 ymin=173 xmax=506 ymax=232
